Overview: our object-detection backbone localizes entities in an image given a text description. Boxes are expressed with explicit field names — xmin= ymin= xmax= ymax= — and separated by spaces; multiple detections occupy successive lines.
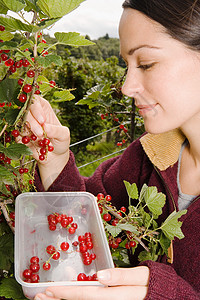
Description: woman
xmin=29 ymin=0 xmax=200 ymax=299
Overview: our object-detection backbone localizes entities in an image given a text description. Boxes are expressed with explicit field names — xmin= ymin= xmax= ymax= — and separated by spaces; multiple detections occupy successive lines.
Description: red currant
xmin=5 ymin=58 xmax=14 ymax=67
xmin=30 ymin=263 xmax=40 ymax=273
xmin=19 ymin=93 xmax=27 ymax=103
xmin=18 ymin=78 xmax=24 ymax=86
xmin=31 ymin=134 xmax=37 ymax=141
xmin=0 ymin=25 xmax=5 ymax=31
xmin=9 ymin=65 xmax=16 ymax=73
xmin=77 ymin=273 xmax=87 ymax=281
xmin=9 ymin=212 xmax=15 ymax=220
xmin=11 ymin=129 xmax=20 ymax=137
xmin=60 ymin=242 xmax=69 ymax=251
xmin=22 ymin=59 xmax=30 ymax=67
xmin=103 ymin=213 xmax=111 ymax=222
xmin=31 ymin=273 xmax=40 ymax=283
xmin=23 ymin=269 xmax=32 ymax=279
xmin=30 ymin=256 xmax=39 ymax=264
xmin=27 ymin=70 xmax=35 ymax=78
xmin=68 ymin=226 xmax=76 ymax=234
xmin=97 ymin=193 xmax=104 ymax=201
xmin=52 ymin=251 xmax=60 ymax=260
xmin=39 ymin=154 xmax=45 ymax=161
xmin=22 ymin=136 xmax=30 ymax=144
xmin=105 ymin=195 xmax=112 ymax=201
xmin=46 ymin=245 xmax=55 ymax=255
xmin=1 ymin=53 xmax=8 ymax=61
xmin=15 ymin=60 xmax=22 ymax=68
xmin=43 ymin=262 xmax=51 ymax=271
xmin=129 ymin=240 xmax=137 ymax=248
xmin=23 ymin=84 xmax=32 ymax=93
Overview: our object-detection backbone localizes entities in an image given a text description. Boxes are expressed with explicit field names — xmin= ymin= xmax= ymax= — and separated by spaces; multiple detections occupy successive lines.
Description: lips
xmin=136 ymin=104 xmax=158 ymax=116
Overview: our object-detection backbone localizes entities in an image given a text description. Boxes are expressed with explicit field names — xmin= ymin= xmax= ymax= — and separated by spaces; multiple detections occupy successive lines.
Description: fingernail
xmin=45 ymin=291 xmax=54 ymax=297
xmin=97 ymin=270 xmax=111 ymax=281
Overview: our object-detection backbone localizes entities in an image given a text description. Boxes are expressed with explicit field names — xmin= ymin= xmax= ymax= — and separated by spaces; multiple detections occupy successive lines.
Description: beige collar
xmin=140 ymin=129 xmax=186 ymax=171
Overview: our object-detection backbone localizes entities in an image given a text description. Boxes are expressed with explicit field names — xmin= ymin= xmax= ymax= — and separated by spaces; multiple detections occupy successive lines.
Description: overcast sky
xmin=46 ymin=0 xmax=124 ymax=39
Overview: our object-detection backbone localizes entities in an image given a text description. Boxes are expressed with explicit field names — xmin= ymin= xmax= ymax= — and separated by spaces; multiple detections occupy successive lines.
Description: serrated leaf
xmin=37 ymin=75 xmax=51 ymax=94
xmin=105 ymin=223 xmax=122 ymax=237
xmin=37 ymin=0 xmax=85 ymax=18
xmin=53 ymin=90 xmax=75 ymax=102
xmin=159 ymin=232 xmax=171 ymax=255
xmin=36 ymin=18 xmax=61 ymax=31
xmin=36 ymin=54 xmax=63 ymax=67
xmin=139 ymin=183 xmax=148 ymax=203
xmin=144 ymin=186 xmax=166 ymax=218
xmin=0 ymin=165 xmax=15 ymax=185
xmin=0 ymin=31 xmax=14 ymax=42
xmin=0 ymin=233 xmax=14 ymax=270
xmin=76 ymin=98 xmax=100 ymax=109
xmin=0 ymin=41 xmax=18 ymax=50
xmin=124 ymin=180 xmax=139 ymax=199
xmin=0 ymin=78 xmax=18 ymax=102
xmin=1 ymin=0 xmax=26 ymax=12
xmin=24 ymin=0 xmax=38 ymax=11
xmin=0 ymin=15 xmax=35 ymax=32
xmin=3 ymin=143 xmax=32 ymax=159
xmin=55 ymin=32 xmax=95 ymax=46
xmin=0 ymin=278 xmax=25 ymax=299
xmin=118 ymin=223 xmax=138 ymax=234
xmin=160 ymin=210 xmax=187 ymax=240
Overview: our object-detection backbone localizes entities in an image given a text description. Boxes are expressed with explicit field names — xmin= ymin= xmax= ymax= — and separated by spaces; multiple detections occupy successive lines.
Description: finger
xmin=29 ymin=97 xmax=46 ymax=125
xmin=43 ymin=123 xmax=70 ymax=142
xmin=97 ymin=266 xmax=150 ymax=286
xmin=40 ymin=285 xmax=148 ymax=300
xmin=34 ymin=293 xmax=60 ymax=300
xmin=26 ymin=110 xmax=44 ymax=137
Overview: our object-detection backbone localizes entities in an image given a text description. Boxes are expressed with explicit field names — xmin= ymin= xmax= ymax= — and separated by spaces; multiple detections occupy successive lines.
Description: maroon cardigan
xmin=35 ymin=137 xmax=200 ymax=299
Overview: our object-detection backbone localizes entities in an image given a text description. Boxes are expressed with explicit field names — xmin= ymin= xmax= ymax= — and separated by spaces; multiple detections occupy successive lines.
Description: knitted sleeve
xmin=141 ymin=260 xmax=200 ymax=300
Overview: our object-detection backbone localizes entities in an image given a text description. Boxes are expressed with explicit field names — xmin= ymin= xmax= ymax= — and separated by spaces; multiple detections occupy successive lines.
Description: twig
xmin=0 ymin=123 xmax=8 ymax=138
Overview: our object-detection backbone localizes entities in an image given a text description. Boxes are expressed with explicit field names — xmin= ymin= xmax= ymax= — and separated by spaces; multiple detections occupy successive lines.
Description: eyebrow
xmin=119 ymin=45 xmax=161 ymax=58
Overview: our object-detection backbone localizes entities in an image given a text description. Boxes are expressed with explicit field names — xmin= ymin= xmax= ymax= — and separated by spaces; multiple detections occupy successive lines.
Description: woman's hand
xmin=20 ymin=95 xmax=70 ymax=189
xmin=34 ymin=266 xmax=150 ymax=300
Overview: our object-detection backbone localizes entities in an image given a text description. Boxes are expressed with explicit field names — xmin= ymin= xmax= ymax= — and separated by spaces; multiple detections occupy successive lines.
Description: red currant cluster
xmin=22 ymin=256 xmax=40 ymax=283
xmin=22 ymin=211 xmax=97 ymax=283
xmin=47 ymin=212 xmax=77 ymax=233
xmin=97 ymin=193 xmax=137 ymax=250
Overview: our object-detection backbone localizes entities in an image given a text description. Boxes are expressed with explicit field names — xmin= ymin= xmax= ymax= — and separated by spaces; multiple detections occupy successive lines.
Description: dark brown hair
xmin=122 ymin=0 xmax=200 ymax=50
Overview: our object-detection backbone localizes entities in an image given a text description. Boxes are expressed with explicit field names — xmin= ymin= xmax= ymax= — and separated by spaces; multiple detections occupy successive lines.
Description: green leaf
xmin=160 ymin=210 xmax=187 ymax=240
xmin=118 ymin=223 xmax=138 ymax=234
xmin=138 ymin=250 xmax=158 ymax=262
xmin=1 ymin=0 xmax=26 ymax=12
xmin=24 ymin=0 xmax=38 ymax=11
xmin=0 ymin=233 xmax=14 ymax=270
xmin=37 ymin=0 xmax=85 ymax=18
xmin=0 ymin=15 xmax=35 ymax=32
xmin=0 ymin=31 xmax=14 ymax=42
xmin=144 ymin=186 xmax=166 ymax=218
xmin=5 ymin=108 xmax=20 ymax=124
xmin=55 ymin=32 xmax=95 ymax=47
xmin=36 ymin=54 xmax=63 ymax=67
xmin=76 ymin=98 xmax=100 ymax=109
xmin=5 ymin=143 xmax=32 ymax=159
xmin=124 ymin=180 xmax=139 ymax=199
xmin=37 ymin=75 xmax=51 ymax=94
xmin=0 ymin=165 xmax=15 ymax=185
xmin=0 ymin=0 xmax=8 ymax=13
xmin=0 ymin=78 xmax=18 ymax=103
xmin=159 ymin=232 xmax=171 ymax=255
xmin=0 ymin=41 xmax=18 ymax=50
xmin=36 ymin=18 xmax=61 ymax=31
xmin=53 ymin=90 xmax=75 ymax=102
xmin=105 ymin=223 xmax=122 ymax=237
xmin=0 ymin=278 xmax=25 ymax=299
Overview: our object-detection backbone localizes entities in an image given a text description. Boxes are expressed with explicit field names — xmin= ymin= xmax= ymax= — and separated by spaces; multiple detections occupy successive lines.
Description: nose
xmin=121 ymin=68 xmax=144 ymax=97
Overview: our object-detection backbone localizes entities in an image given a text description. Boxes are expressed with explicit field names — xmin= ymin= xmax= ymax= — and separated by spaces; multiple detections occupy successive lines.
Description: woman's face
xmin=119 ymin=8 xmax=200 ymax=134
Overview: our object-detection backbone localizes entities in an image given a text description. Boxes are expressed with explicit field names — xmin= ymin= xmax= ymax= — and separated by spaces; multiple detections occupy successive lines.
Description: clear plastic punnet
xmin=15 ymin=192 xmax=114 ymax=299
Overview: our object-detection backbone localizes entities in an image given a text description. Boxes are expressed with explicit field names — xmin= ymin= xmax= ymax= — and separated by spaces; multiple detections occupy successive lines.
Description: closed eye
xmin=137 ymin=63 xmax=155 ymax=70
